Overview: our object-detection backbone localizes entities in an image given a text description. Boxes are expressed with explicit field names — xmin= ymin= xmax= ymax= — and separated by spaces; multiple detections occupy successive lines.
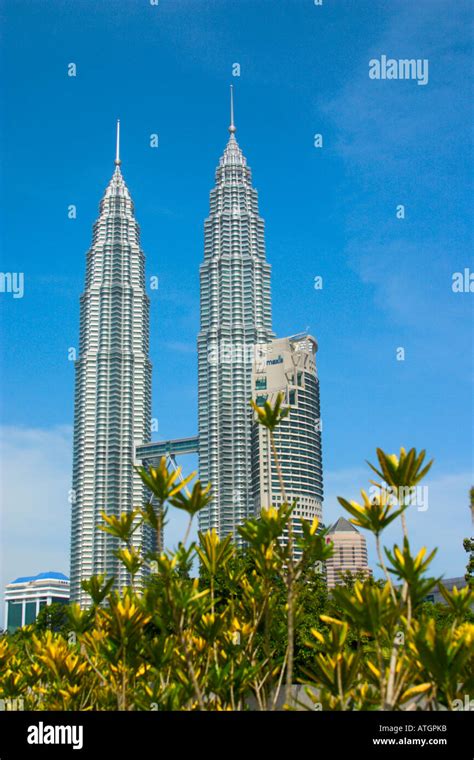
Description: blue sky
xmin=0 ymin=0 xmax=472 ymax=623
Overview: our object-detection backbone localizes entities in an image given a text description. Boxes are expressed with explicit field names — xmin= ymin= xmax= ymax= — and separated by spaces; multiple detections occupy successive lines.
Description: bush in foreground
xmin=0 ymin=397 xmax=472 ymax=710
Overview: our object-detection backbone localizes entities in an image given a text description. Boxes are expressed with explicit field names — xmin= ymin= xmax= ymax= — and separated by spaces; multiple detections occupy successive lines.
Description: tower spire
xmin=229 ymin=85 xmax=236 ymax=135
xmin=115 ymin=119 xmax=121 ymax=166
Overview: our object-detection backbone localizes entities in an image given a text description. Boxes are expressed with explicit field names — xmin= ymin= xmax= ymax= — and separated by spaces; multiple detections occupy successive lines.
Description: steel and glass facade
xmin=70 ymin=140 xmax=152 ymax=606
xmin=197 ymin=114 xmax=274 ymax=539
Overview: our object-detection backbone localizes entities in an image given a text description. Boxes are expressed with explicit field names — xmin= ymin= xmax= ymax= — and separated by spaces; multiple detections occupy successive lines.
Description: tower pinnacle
xmin=115 ymin=119 xmax=121 ymax=166
xmin=229 ymin=85 xmax=236 ymax=135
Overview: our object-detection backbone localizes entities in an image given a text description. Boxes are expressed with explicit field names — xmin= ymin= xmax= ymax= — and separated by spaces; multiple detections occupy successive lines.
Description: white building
xmin=251 ymin=334 xmax=324 ymax=555
xmin=197 ymin=89 xmax=274 ymax=540
xmin=4 ymin=572 xmax=69 ymax=632
xmin=70 ymin=123 xmax=153 ymax=605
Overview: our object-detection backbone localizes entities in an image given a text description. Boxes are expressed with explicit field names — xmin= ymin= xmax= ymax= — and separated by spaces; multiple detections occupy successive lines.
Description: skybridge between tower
xmin=136 ymin=436 xmax=199 ymax=469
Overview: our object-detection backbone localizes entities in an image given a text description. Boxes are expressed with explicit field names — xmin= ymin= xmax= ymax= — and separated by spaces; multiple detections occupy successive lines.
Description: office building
xmin=325 ymin=517 xmax=371 ymax=587
xmin=251 ymin=334 xmax=323 ymax=555
xmin=4 ymin=572 xmax=69 ymax=632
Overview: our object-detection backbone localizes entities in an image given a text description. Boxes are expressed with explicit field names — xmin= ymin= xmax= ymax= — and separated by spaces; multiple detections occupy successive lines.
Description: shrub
xmin=1 ymin=397 xmax=472 ymax=710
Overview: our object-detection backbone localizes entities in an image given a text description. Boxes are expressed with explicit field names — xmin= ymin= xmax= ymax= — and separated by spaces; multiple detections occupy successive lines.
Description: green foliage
xmin=0 ymin=399 xmax=472 ymax=711
xmin=463 ymin=486 xmax=474 ymax=589
xmin=384 ymin=540 xmax=441 ymax=607
xmin=250 ymin=391 xmax=290 ymax=431
xmin=338 ymin=489 xmax=406 ymax=536
xmin=464 ymin=537 xmax=474 ymax=589
xmin=367 ymin=447 xmax=433 ymax=490
xmin=34 ymin=603 xmax=70 ymax=635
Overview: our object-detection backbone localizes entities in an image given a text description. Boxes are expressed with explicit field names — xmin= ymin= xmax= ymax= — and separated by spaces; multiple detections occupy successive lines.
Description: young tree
xmin=463 ymin=487 xmax=474 ymax=590
xmin=34 ymin=602 xmax=69 ymax=634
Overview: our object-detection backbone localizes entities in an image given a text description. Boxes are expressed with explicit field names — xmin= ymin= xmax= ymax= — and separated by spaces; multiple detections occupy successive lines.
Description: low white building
xmin=4 ymin=572 xmax=70 ymax=632
xmin=424 ymin=577 xmax=468 ymax=604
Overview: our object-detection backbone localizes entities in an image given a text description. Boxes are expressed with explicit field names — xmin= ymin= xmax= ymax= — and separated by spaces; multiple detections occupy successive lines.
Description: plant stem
xmin=183 ymin=514 xmax=193 ymax=547
xmin=376 ymin=534 xmax=397 ymax=604
xmin=270 ymin=428 xmax=295 ymax=709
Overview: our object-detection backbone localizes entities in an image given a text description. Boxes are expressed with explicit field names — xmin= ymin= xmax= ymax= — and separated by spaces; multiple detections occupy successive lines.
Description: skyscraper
xmin=197 ymin=89 xmax=275 ymax=538
xmin=251 ymin=333 xmax=324 ymax=557
xmin=70 ymin=123 xmax=152 ymax=606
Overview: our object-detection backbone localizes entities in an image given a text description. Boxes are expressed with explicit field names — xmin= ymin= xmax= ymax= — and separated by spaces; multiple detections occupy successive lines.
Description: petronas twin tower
xmin=197 ymin=97 xmax=274 ymax=538
xmin=70 ymin=123 xmax=153 ymax=605
xmin=70 ymin=92 xmax=322 ymax=603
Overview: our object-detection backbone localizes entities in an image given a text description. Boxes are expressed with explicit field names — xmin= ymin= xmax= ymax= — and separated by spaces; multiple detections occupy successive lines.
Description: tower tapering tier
xmin=70 ymin=124 xmax=152 ymax=605
xmin=197 ymin=90 xmax=274 ymax=539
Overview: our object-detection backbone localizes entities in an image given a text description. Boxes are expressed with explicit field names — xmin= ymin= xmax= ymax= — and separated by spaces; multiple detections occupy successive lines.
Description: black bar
xmin=0 ymin=710 xmax=471 ymax=757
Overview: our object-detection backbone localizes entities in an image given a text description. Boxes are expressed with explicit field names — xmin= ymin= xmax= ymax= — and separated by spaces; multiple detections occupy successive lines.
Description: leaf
xmin=400 ymin=683 xmax=432 ymax=703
